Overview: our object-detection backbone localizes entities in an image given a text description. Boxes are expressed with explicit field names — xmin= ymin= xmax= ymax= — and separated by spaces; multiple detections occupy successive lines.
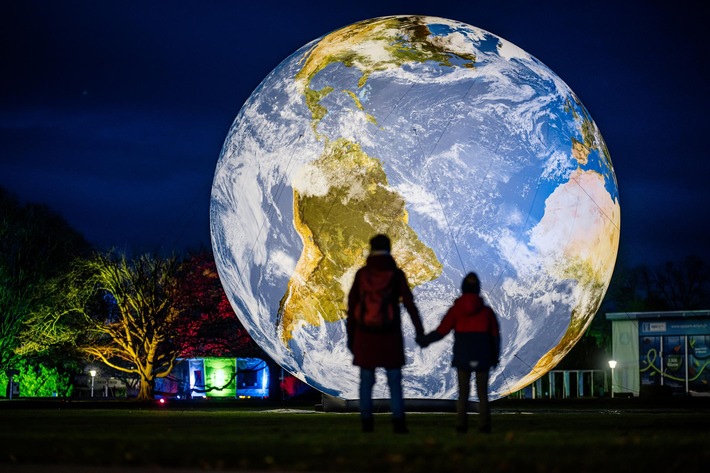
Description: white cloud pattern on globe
xmin=210 ymin=16 xmax=620 ymax=401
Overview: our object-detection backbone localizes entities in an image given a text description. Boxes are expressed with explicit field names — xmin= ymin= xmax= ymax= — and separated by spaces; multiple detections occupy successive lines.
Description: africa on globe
xmin=210 ymin=15 xmax=620 ymax=400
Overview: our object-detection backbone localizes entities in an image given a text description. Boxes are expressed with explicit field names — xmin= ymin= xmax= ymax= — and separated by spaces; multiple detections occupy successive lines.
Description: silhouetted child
xmin=417 ymin=272 xmax=500 ymax=433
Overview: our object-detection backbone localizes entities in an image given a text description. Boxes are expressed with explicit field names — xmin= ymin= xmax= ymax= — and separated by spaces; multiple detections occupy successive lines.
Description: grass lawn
xmin=0 ymin=398 xmax=709 ymax=472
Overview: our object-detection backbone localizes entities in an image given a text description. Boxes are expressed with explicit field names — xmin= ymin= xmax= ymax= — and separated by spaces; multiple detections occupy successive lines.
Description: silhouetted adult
xmin=347 ymin=234 xmax=424 ymax=433
xmin=418 ymin=272 xmax=500 ymax=433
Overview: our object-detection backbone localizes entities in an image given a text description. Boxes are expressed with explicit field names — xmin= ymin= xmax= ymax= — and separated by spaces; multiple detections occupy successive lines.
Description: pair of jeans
xmin=359 ymin=368 xmax=404 ymax=419
xmin=457 ymin=368 xmax=490 ymax=431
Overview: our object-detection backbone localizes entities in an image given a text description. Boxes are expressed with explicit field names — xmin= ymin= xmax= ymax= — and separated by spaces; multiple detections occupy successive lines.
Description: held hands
xmin=416 ymin=333 xmax=431 ymax=348
xmin=416 ymin=330 xmax=443 ymax=348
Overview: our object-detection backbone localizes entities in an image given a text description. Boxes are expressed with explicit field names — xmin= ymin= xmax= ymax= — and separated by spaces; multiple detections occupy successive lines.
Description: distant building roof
xmin=606 ymin=310 xmax=710 ymax=321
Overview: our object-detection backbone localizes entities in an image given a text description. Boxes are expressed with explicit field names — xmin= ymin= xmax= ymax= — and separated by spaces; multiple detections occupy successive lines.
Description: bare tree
xmin=653 ymin=255 xmax=709 ymax=310
xmin=22 ymin=252 xmax=184 ymax=400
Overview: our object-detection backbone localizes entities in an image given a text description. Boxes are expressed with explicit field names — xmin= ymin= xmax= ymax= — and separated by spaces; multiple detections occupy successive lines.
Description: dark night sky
xmin=1 ymin=1 xmax=708 ymax=269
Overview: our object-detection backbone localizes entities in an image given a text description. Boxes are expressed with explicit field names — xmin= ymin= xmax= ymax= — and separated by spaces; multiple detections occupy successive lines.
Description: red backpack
xmin=355 ymin=269 xmax=399 ymax=331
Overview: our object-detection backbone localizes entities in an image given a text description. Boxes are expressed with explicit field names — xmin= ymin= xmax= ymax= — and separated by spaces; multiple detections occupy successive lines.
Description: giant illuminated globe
xmin=210 ymin=15 xmax=620 ymax=400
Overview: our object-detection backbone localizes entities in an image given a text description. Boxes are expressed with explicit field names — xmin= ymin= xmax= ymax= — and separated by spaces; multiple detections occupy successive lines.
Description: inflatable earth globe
xmin=210 ymin=15 xmax=620 ymax=401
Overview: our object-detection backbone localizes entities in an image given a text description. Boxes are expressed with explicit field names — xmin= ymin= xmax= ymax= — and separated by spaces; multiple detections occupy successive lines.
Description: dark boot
xmin=455 ymin=414 xmax=468 ymax=434
xmin=361 ymin=417 xmax=374 ymax=433
xmin=393 ymin=417 xmax=408 ymax=434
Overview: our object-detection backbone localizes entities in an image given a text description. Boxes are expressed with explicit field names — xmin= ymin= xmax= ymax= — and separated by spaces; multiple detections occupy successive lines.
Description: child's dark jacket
xmin=432 ymin=293 xmax=500 ymax=371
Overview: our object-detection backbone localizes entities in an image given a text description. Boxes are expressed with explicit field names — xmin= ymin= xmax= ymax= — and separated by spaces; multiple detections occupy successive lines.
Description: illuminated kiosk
xmin=156 ymin=357 xmax=270 ymax=399
xmin=606 ymin=310 xmax=710 ymax=397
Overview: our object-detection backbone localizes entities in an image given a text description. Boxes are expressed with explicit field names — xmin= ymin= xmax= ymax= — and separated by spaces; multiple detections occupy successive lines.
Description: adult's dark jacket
xmin=428 ymin=293 xmax=500 ymax=371
xmin=347 ymin=253 xmax=424 ymax=369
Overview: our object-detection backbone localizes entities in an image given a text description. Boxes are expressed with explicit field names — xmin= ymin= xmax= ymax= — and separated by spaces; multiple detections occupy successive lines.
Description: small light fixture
xmin=608 ymin=360 xmax=617 ymax=398
xmin=89 ymin=369 xmax=97 ymax=398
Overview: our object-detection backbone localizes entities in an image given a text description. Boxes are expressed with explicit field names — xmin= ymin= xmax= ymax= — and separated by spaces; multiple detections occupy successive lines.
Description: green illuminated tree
xmin=0 ymin=358 xmax=73 ymax=397
xmin=0 ymin=187 xmax=90 ymax=379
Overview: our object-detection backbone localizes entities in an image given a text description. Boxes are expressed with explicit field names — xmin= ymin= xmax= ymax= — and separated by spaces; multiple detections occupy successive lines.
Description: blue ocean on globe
xmin=210 ymin=15 xmax=620 ymax=400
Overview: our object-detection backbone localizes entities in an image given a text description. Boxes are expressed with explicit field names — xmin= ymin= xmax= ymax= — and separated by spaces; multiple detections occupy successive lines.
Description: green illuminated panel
xmin=203 ymin=358 xmax=236 ymax=398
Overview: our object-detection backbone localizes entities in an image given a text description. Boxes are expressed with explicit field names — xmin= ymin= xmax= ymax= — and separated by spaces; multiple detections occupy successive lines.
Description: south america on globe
xmin=210 ymin=15 xmax=620 ymax=400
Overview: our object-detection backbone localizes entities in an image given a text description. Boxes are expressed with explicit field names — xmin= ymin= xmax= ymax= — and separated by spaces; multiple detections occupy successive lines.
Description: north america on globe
xmin=210 ymin=15 xmax=620 ymax=400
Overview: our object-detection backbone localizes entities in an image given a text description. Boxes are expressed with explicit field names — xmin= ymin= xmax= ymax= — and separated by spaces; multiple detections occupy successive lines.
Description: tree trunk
xmin=137 ymin=376 xmax=153 ymax=401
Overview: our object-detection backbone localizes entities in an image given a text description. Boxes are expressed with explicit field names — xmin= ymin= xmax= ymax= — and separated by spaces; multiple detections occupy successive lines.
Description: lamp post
xmin=89 ymin=369 xmax=96 ymax=398
xmin=608 ymin=360 xmax=617 ymax=398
